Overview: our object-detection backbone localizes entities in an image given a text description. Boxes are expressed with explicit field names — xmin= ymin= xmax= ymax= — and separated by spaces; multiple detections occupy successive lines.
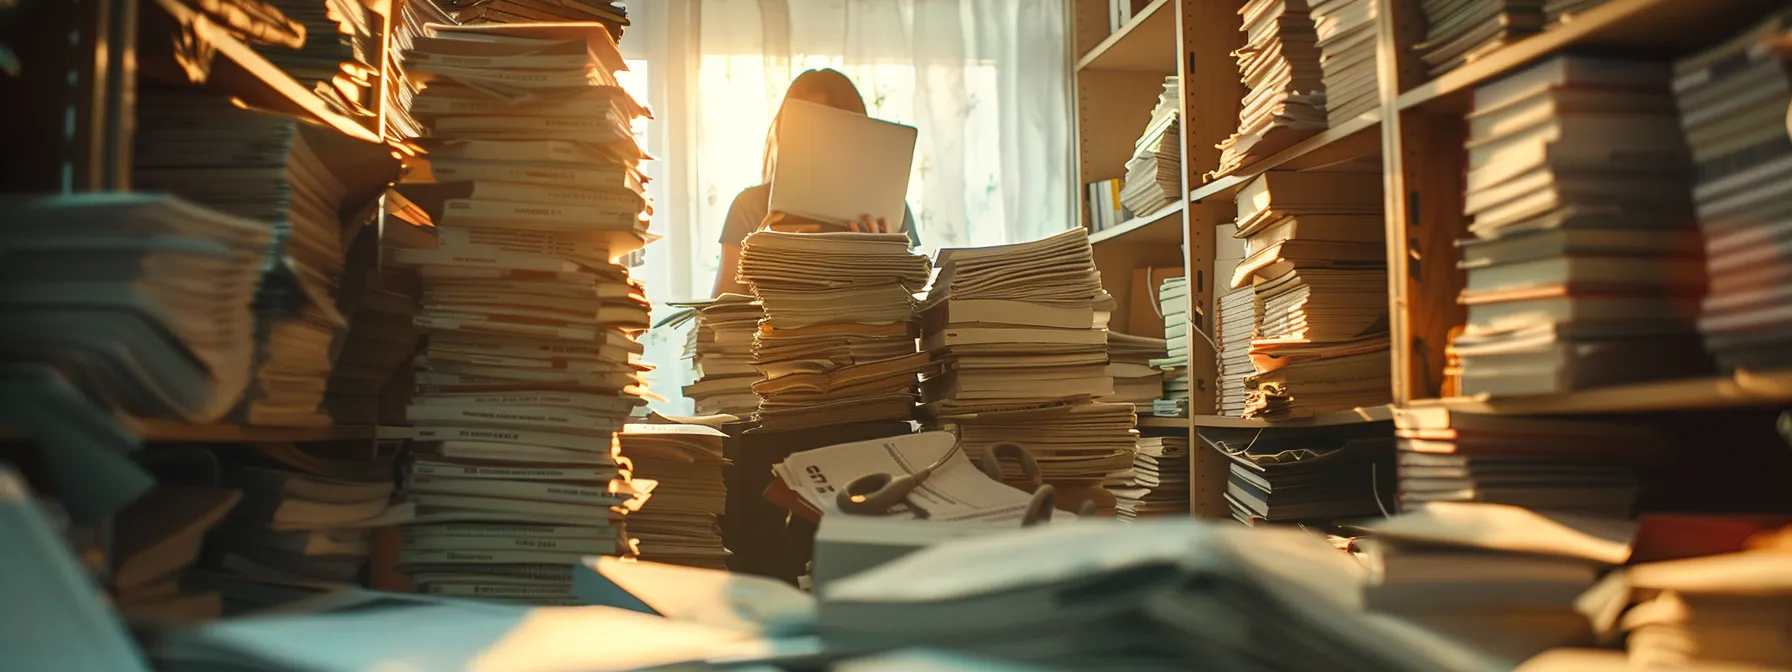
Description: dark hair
xmin=762 ymin=69 xmax=867 ymax=182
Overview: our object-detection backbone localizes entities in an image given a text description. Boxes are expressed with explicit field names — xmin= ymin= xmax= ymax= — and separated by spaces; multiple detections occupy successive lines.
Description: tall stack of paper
xmin=666 ymin=293 xmax=764 ymax=417
xmin=1543 ymin=0 xmax=1606 ymax=24
xmin=0 ymin=194 xmax=270 ymax=424
xmin=922 ymin=229 xmax=1133 ymax=513
xmin=1153 ymin=275 xmax=1191 ymax=417
xmin=1106 ymin=332 xmax=1168 ymax=413
xmin=256 ymin=0 xmax=381 ymax=125
xmin=1120 ymin=77 xmax=1183 ymax=216
xmin=618 ymin=423 xmax=729 ymax=570
xmin=448 ymin=0 xmax=630 ymax=39
xmin=382 ymin=0 xmax=456 ymax=143
xmin=385 ymin=22 xmax=658 ymax=604
xmin=112 ymin=477 xmax=243 ymax=624
xmin=1213 ymin=0 xmax=1327 ymax=178
xmin=1110 ymin=435 xmax=1191 ymax=521
xmin=1231 ymin=170 xmax=1389 ymax=418
xmin=133 ymin=89 xmax=396 ymax=427
xmin=1203 ymin=422 xmax=1395 ymax=525
xmin=1452 ymin=56 xmax=1707 ymax=397
xmin=1593 ymin=532 xmax=1792 ymax=669
xmin=188 ymin=442 xmax=396 ymax=613
xmin=1674 ymin=12 xmax=1792 ymax=373
xmin=1217 ymin=288 xmax=1258 ymax=416
xmin=1309 ymin=0 xmax=1379 ymax=125
xmin=1417 ymin=1 xmax=1545 ymax=77
xmin=321 ymin=226 xmax=419 ymax=426
xmin=736 ymin=230 xmax=933 ymax=431
xmin=1392 ymin=407 xmax=1661 ymax=515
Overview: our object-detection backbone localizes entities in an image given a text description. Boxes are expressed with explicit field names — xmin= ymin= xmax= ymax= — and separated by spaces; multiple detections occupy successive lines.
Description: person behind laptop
xmin=712 ymin=68 xmax=922 ymax=297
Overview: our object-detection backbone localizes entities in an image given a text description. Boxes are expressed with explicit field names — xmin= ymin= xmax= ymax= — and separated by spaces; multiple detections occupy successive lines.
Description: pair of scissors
xmin=835 ymin=441 xmax=1061 ymax=526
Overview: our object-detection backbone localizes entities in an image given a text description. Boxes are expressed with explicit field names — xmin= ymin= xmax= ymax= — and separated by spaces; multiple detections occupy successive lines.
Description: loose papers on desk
xmin=772 ymin=431 xmax=1047 ymax=524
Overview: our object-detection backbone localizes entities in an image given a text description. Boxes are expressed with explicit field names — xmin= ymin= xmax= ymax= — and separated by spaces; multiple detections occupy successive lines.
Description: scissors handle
xmin=979 ymin=442 xmax=1044 ymax=492
xmin=836 ymin=471 xmax=921 ymax=515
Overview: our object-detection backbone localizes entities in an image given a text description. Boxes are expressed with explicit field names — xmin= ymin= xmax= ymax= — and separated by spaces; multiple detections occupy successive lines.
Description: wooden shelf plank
xmin=1187 ymin=113 xmax=1381 ymax=205
xmin=1090 ymin=199 xmax=1185 ymax=245
xmin=1192 ymin=405 xmax=1395 ymax=429
xmin=1396 ymin=0 xmax=1788 ymax=114
xmin=1075 ymin=0 xmax=1178 ymax=73
xmin=1408 ymin=369 xmax=1792 ymax=416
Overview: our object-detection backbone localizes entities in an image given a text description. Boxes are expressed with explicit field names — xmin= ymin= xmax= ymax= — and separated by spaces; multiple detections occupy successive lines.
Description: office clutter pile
xmin=1120 ymin=76 xmax=1184 ymax=217
xmin=617 ymin=423 xmax=729 ymax=569
xmin=1450 ymin=56 xmax=1707 ymax=397
xmin=1201 ymin=419 xmax=1394 ymax=526
xmin=384 ymin=22 xmax=658 ymax=603
xmin=1231 ymin=170 xmax=1390 ymax=418
xmin=1213 ymin=0 xmax=1327 ymax=177
xmin=1152 ymin=275 xmax=1192 ymax=418
xmin=666 ymin=293 xmax=766 ymax=417
xmin=921 ymin=229 xmax=1132 ymax=514
xmin=735 ymin=230 xmax=933 ymax=432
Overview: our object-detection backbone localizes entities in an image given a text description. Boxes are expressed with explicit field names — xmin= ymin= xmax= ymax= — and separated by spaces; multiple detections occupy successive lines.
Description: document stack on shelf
xmin=921 ymin=230 xmax=1132 ymax=514
xmin=1152 ymin=275 xmax=1191 ymax=418
xmin=1674 ymin=13 xmax=1792 ymax=373
xmin=321 ymin=226 xmax=419 ymax=426
xmin=1201 ymin=422 xmax=1395 ymax=526
xmin=1451 ymin=56 xmax=1708 ymax=397
xmin=735 ymin=230 xmax=933 ymax=431
xmin=1106 ymin=332 xmax=1168 ymax=414
xmin=1217 ymin=288 xmax=1257 ymax=416
xmin=617 ymin=423 xmax=729 ymax=570
xmin=1213 ymin=0 xmax=1327 ymax=178
xmin=1231 ymin=170 xmax=1389 ymax=418
xmin=665 ymin=293 xmax=764 ymax=417
xmin=1543 ymin=0 xmax=1606 ymax=24
xmin=1392 ymin=407 xmax=1660 ymax=515
xmin=255 ymin=0 xmax=381 ymax=126
xmin=1109 ymin=433 xmax=1191 ymax=521
xmin=1416 ymin=1 xmax=1545 ymax=77
xmin=132 ymin=89 xmax=398 ymax=427
xmin=1120 ymin=76 xmax=1183 ymax=217
xmin=188 ymin=442 xmax=397 ymax=613
xmin=382 ymin=0 xmax=457 ymax=143
xmin=448 ymin=0 xmax=629 ymax=38
xmin=1309 ymin=0 xmax=1379 ymax=125
xmin=111 ymin=457 xmax=243 ymax=625
xmin=384 ymin=22 xmax=658 ymax=604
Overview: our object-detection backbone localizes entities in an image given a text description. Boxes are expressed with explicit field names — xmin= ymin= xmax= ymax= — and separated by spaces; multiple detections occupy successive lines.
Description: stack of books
xmin=1309 ymin=0 xmax=1379 ymax=125
xmin=1675 ymin=12 xmax=1792 ymax=373
xmin=385 ymin=22 xmax=658 ymax=604
xmin=1120 ymin=77 xmax=1182 ymax=216
xmin=1597 ymin=534 xmax=1792 ymax=669
xmin=1416 ymin=1 xmax=1544 ymax=78
xmin=381 ymin=0 xmax=456 ymax=144
xmin=1216 ymin=288 xmax=1257 ymax=416
xmin=1086 ymin=178 xmax=1127 ymax=232
xmin=1106 ymin=332 xmax=1167 ymax=413
xmin=618 ymin=423 xmax=729 ymax=570
xmin=1231 ymin=170 xmax=1389 ymax=418
xmin=1393 ymin=407 xmax=1661 ymax=515
xmin=1213 ymin=0 xmax=1326 ymax=178
xmin=922 ymin=229 xmax=1133 ymax=514
xmin=1544 ymin=0 xmax=1607 ymax=24
xmin=0 ymin=194 xmax=271 ymax=424
xmin=255 ymin=0 xmax=381 ymax=127
xmin=1153 ymin=275 xmax=1191 ymax=417
xmin=667 ymin=293 xmax=764 ymax=417
xmin=736 ymin=230 xmax=933 ymax=431
xmin=445 ymin=0 xmax=629 ymax=39
xmin=321 ymin=226 xmax=419 ymax=427
xmin=111 ymin=461 xmax=243 ymax=625
xmin=1452 ymin=56 xmax=1708 ymax=397
xmin=1204 ymin=422 xmax=1395 ymax=525
xmin=190 ymin=442 xmax=397 ymax=613
xmin=132 ymin=89 xmax=397 ymax=427
xmin=1109 ymin=434 xmax=1191 ymax=521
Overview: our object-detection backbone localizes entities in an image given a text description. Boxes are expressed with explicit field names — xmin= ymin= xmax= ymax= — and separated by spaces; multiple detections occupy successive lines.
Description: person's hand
xmin=847 ymin=214 xmax=893 ymax=233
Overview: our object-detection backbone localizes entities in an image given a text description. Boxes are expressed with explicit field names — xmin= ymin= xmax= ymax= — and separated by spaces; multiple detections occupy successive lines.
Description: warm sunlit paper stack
xmin=736 ymin=230 xmax=934 ymax=432
xmin=1309 ymin=0 xmax=1379 ymax=125
xmin=253 ymin=0 xmax=381 ymax=125
xmin=1213 ymin=0 xmax=1327 ymax=178
xmin=1119 ymin=76 xmax=1183 ymax=217
xmin=1105 ymin=332 xmax=1167 ymax=414
xmin=665 ymin=293 xmax=764 ymax=417
xmin=921 ymin=229 xmax=1134 ymax=514
xmin=1109 ymin=434 xmax=1191 ymax=521
xmin=1416 ymin=0 xmax=1545 ymax=78
xmin=618 ymin=423 xmax=729 ymax=570
xmin=1230 ymin=170 xmax=1390 ymax=418
xmin=450 ymin=0 xmax=629 ymax=39
xmin=381 ymin=0 xmax=455 ymax=144
xmin=1392 ymin=407 xmax=1661 ymax=515
xmin=1217 ymin=287 xmax=1257 ymax=416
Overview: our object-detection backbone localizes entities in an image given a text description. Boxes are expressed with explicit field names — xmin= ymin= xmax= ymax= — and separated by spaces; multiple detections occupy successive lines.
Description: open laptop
xmin=768 ymin=99 xmax=918 ymax=230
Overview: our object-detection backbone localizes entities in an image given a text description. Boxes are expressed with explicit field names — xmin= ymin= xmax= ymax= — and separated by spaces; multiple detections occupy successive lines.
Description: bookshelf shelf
xmin=1408 ymin=369 xmax=1792 ymax=416
xmin=1076 ymin=0 xmax=1178 ymax=73
xmin=1187 ymin=114 xmax=1381 ymax=204
xmin=1191 ymin=405 xmax=1395 ymax=429
xmin=1090 ymin=199 xmax=1185 ymax=244
xmin=1395 ymin=0 xmax=1788 ymax=114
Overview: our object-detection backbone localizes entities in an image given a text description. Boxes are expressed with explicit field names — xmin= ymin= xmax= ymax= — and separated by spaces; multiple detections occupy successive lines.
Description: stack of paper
xmin=449 ymin=0 xmax=630 ymax=39
xmin=189 ymin=442 xmax=396 ymax=613
xmin=773 ymin=432 xmax=1050 ymax=524
xmin=1309 ymin=0 xmax=1380 ymax=125
xmin=1110 ymin=434 xmax=1191 ymax=521
xmin=321 ymin=227 xmax=419 ymax=426
xmin=1393 ymin=407 xmax=1661 ymax=515
xmin=1153 ymin=275 xmax=1191 ymax=417
xmin=1213 ymin=0 xmax=1328 ymax=178
xmin=1452 ymin=56 xmax=1707 ymax=397
xmin=255 ymin=0 xmax=381 ymax=125
xmin=1674 ymin=12 xmax=1792 ymax=373
xmin=1543 ymin=0 xmax=1606 ymax=24
xmin=1231 ymin=170 xmax=1390 ymax=418
xmin=1119 ymin=77 xmax=1183 ymax=216
xmin=1416 ymin=1 xmax=1545 ymax=77
xmin=667 ymin=293 xmax=764 ymax=416
xmin=1587 ymin=531 xmax=1792 ymax=669
xmin=1203 ymin=422 xmax=1395 ymax=525
xmin=381 ymin=0 xmax=455 ymax=143
xmin=921 ymin=230 xmax=1134 ymax=510
xmin=0 ymin=194 xmax=270 ymax=424
xmin=1106 ymin=332 xmax=1167 ymax=413
xmin=112 ymin=476 xmax=243 ymax=624
xmin=737 ymin=230 xmax=933 ymax=431
xmin=1217 ymin=288 xmax=1258 ymax=416
xmin=618 ymin=423 xmax=729 ymax=570
xmin=385 ymin=22 xmax=658 ymax=604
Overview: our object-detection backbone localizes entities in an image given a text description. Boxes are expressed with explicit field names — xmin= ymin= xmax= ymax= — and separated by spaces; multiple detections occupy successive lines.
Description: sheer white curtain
xmin=629 ymin=0 xmax=1073 ymax=414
